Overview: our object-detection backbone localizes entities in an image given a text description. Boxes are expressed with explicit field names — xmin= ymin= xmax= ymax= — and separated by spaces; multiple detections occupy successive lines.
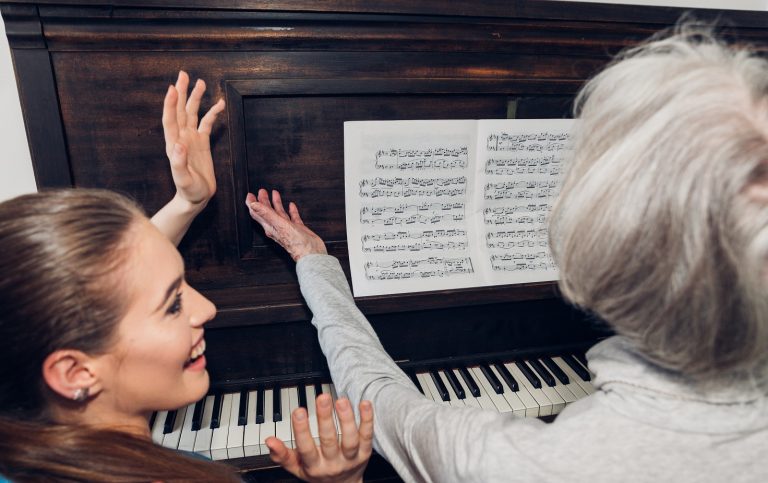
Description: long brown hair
xmin=0 ymin=189 xmax=239 ymax=482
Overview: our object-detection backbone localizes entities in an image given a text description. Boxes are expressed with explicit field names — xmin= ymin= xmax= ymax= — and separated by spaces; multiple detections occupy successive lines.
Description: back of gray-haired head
xmin=549 ymin=24 xmax=768 ymax=380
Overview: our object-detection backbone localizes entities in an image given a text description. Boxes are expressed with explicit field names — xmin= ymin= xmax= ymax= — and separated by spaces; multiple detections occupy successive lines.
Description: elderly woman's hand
xmin=246 ymin=189 xmax=327 ymax=261
xmin=267 ymin=395 xmax=374 ymax=483
xmin=162 ymin=70 xmax=225 ymax=210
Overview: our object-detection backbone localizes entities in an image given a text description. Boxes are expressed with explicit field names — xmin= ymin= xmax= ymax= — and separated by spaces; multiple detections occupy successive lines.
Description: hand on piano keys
xmin=151 ymin=383 xmax=374 ymax=482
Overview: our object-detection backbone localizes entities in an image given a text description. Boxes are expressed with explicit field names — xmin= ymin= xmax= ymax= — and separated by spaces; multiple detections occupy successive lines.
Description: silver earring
xmin=73 ymin=387 xmax=89 ymax=402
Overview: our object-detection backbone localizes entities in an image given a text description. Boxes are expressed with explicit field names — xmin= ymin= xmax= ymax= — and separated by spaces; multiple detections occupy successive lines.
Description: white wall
xmin=0 ymin=17 xmax=36 ymax=202
xmin=2 ymin=0 xmax=767 ymax=203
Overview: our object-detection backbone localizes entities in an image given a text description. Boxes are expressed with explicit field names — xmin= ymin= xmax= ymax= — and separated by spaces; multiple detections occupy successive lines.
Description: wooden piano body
xmin=4 ymin=1 xmax=768 ymax=480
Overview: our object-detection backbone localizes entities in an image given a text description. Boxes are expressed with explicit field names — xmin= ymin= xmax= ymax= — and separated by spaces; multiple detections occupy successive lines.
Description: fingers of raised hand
xmin=336 ymin=398 xmax=360 ymax=460
xmin=316 ymin=394 xmax=340 ymax=460
xmin=162 ymin=84 xmax=179 ymax=149
xmin=292 ymin=408 xmax=320 ymax=467
xmin=185 ymin=78 xmax=206 ymax=128
xmin=174 ymin=70 xmax=190 ymax=127
xmin=198 ymin=98 xmax=225 ymax=136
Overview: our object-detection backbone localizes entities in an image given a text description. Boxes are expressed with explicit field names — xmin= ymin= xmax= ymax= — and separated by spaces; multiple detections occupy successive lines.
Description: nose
xmin=189 ymin=286 xmax=216 ymax=328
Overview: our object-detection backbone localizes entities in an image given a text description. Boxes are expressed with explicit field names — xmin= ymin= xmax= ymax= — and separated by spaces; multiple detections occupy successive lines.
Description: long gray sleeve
xmin=296 ymin=255 xmax=545 ymax=483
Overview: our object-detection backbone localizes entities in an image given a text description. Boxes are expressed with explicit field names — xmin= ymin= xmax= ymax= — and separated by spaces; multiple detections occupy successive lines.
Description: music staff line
xmin=374 ymin=147 xmax=469 ymax=170
xmin=365 ymin=256 xmax=474 ymax=280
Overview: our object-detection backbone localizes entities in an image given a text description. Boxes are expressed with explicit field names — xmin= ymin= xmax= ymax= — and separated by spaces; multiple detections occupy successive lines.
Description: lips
xmin=184 ymin=337 xmax=206 ymax=368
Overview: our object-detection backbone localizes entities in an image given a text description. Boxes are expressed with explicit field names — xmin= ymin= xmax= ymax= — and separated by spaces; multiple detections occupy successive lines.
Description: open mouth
xmin=184 ymin=338 xmax=206 ymax=368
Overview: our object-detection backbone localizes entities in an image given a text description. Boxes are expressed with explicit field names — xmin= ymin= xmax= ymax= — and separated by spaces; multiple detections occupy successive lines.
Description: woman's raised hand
xmin=246 ymin=189 xmax=327 ymax=261
xmin=162 ymin=70 xmax=226 ymax=209
xmin=267 ymin=395 xmax=374 ymax=483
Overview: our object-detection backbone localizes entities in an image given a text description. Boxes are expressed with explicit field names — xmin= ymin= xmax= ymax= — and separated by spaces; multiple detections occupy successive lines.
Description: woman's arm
xmin=150 ymin=71 xmax=225 ymax=245
xmin=246 ymin=189 xmax=545 ymax=483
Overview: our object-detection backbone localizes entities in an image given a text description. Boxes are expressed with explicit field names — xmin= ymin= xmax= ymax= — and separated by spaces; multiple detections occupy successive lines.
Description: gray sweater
xmin=297 ymin=255 xmax=768 ymax=483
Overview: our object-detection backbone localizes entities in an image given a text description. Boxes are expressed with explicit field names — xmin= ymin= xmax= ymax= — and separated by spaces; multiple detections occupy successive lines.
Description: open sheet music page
xmin=344 ymin=119 xmax=573 ymax=297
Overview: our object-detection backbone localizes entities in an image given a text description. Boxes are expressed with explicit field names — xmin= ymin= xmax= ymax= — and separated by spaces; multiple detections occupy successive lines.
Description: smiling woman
xmin=0 ymin=72 xmax=374 ymax=483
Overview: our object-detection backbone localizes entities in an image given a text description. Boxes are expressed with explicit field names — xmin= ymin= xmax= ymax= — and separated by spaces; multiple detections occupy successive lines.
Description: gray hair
xmin=549 ymin=25 xmax=768 ymax=379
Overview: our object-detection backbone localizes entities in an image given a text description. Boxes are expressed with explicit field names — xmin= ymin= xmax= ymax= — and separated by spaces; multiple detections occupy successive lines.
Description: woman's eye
xmin=167 ymin=292 xmax=183 ymax=316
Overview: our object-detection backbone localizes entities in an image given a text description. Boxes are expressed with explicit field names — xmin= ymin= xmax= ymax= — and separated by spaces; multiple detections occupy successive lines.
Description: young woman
xmin=0 ymin=72 xmax=373 ymax=482
xmin=245 ymin=26 xmax=768 ymax=483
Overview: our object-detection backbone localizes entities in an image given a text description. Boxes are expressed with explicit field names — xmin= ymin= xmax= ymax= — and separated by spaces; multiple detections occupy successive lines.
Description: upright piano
xmin=4 ymin=1 xmax=768 ymax=480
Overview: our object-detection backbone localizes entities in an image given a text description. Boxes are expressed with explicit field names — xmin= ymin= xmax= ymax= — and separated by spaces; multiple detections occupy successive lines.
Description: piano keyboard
xmin=150 ymin=354 xmax=594 ymax=460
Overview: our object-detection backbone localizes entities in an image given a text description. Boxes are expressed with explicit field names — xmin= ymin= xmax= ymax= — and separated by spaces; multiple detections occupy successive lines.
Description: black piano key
xmin=148 ymin=411 xmax=157 ymax=430
xmin=563 ymin=354 xmax=591 ymax=381
xmin=163 ymin=410 xmax=177 ymax=434
xmin=210 ymin=394 xmax=223 ymax=429
xmin=255 ymin=388 xmax=265 ymax=424
xmin=238 ymin=389 xmax=248 ymax=426
xmin=315 ymin=382 xmax=323 ymax=396
xmin=298 ymin=384 xmax=308 ymax=409
xmin=458 ymin=367 xmax=481 ymax=397
xmin=480 ymin=364 xmax=504 ymax=394
xmin=529 ymin=359 xmax=556 ymax=387
xmin=409 ymin=372 xmax=425 ymax=395
xmin=429 ymin=371 xmax=450 ymax=401
xmin=272 ymin=386 xmax=282 ymax=422
xmin=515 ymin=361 xmax=542 ymax=389
xmin=575 ymin=353 xmax=588 ymax=367
xmin=542 ymin=357 xmax=569 ymax=385
xmin=191 ymin=398 xmax=204 ymax=431
xmin=443 ymin=369 xmax=465 ymax=399
xmin=494 ymin=363 xmax=519 ymax=392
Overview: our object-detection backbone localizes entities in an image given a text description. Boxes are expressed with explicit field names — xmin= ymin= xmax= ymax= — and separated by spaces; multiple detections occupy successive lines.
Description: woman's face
xmin=97 ymin=218 xmax=216 ymax=416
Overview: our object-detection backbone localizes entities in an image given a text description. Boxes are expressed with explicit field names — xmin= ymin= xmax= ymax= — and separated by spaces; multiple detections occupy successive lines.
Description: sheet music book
xmin=344 ymin=119 xmax=573 ymax=297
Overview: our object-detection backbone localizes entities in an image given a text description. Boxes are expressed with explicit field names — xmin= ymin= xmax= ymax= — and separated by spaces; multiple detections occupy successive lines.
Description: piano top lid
xmin=4 ymin=0 xmax=768 ymax=28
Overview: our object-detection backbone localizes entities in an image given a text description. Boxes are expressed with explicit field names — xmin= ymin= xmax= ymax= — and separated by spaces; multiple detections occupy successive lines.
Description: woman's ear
xmin=42 ymin=350 xmax=103 ymax=401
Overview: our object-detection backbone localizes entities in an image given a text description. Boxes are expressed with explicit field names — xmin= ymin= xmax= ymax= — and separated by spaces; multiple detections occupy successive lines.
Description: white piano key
xmin=287 ymin=387 xmax=299 ymax=449
xmin=552 ymin=357 xmax=590 ymax=398
xmin=419 ymin=372 xmax=449 ymax=406
xmin=571 ymin=355 xmax=597 ymax=394
xmin=210 ymin=393 xmax=233 ymax=460
xmin=325 ymin=383 xmax=342 ymax=439
xmin=489 ymin=364 xmax=527 ymax=417
xmin=274 ymin=388 xmax=292 ymax=449
xmin=193 ymin=395 xmax=215 ymax=457
xmin=415 ymin=373 xmax=437 ymax=402
xmin=150 ymin=410 xmax=167 ymax=445
xmin=243 ymin=390 xmax=261 ymax=457
xmin=534 ymin=360 xmax=567 ymax=414
xmin=438 ymin=371 xmax=465 ymax=407
xmin=162 ymin=406 xmax=186 ymax=449
xmin=177 ymin=402 xmax=198 ymax=452
xmin=470 ymin=366 xmax=511 ymax=413
xmin=451 ymin=369 xmax=484 ymax=409
xmin=258 ymin=389 xmax=276 ymax=455
xmin=552 ymin=378 xmax=578 ymax=405
xmin=505 ymin=363 xmax=548 ymax=417
xmin=305 ymin=384 xmax=321 ymax=444
xmin=227 ymin=391 xmax=245 ymax=459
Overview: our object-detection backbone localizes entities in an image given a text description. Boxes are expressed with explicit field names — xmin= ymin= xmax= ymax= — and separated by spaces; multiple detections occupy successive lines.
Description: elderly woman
xmin=246 ymin=27 xmax=768 ymax=482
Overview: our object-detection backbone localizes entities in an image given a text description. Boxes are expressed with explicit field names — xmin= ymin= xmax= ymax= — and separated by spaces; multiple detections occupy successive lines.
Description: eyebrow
xmin=153 ymin=276 xmax=183 ymax=313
